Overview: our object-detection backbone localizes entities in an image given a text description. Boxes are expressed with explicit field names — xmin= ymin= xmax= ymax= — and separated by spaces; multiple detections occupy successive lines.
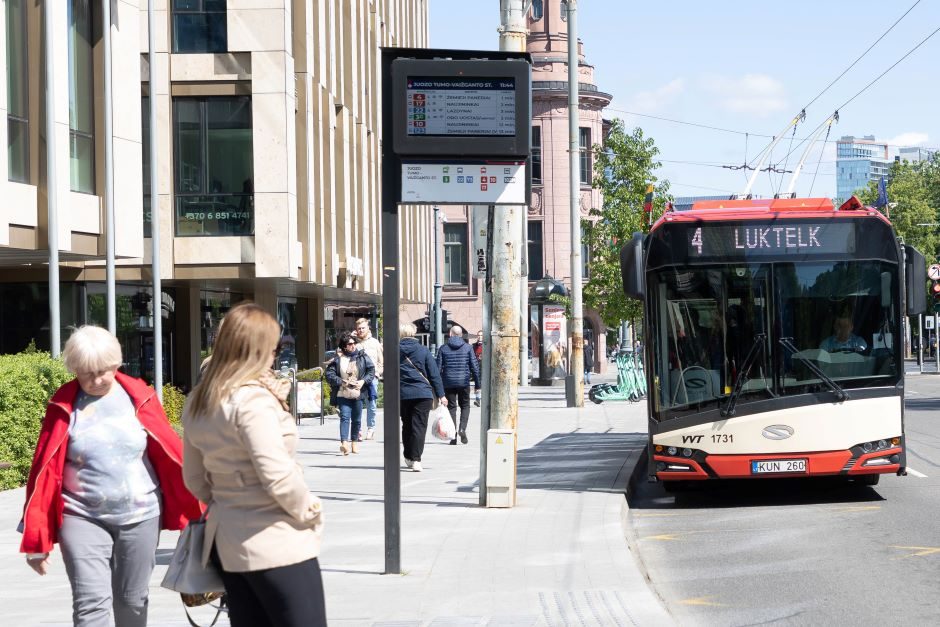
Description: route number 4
xmin=691 ymin=227 xmax=703 ymax=255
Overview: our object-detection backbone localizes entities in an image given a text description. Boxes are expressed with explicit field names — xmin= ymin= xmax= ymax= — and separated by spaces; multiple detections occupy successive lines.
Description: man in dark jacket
xmin=399 ymin=323 xmax=447 ymax=471
xmin=436 ymin=325 xmax=481 ymax=445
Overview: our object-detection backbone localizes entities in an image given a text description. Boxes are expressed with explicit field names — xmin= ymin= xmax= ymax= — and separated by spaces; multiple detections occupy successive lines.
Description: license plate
xmin=751 ymin=459 xmax=807 ymax=474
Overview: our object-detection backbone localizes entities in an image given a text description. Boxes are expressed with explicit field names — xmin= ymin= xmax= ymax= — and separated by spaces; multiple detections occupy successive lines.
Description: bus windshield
xmin=649 ymin=259 xmax=899 ymax=418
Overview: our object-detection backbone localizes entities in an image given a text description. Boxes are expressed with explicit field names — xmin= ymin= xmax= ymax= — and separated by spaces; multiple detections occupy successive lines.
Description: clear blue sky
xmin=429 ymin=0 xmax=940 ymax=200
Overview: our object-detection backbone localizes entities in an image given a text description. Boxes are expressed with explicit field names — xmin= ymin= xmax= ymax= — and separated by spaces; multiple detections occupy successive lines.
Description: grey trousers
xmin=59 ymin=513 xmax=160 ymax=627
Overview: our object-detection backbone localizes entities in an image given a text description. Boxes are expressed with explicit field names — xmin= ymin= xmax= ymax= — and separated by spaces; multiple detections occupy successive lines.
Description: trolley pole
xmin=564 ymin=0 xmax=585 ymax=407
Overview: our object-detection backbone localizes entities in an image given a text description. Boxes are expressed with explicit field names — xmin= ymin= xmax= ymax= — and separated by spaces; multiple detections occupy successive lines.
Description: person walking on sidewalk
xmin=583 ymin=338 xmax=595 ymax=384
xmin=182 ymin=303 xmax=327 ymax=627
xmin=354 ymin=317 xmax=383 ymax=440
xmin=19 ymin=325 xmax=202 ymax=627
xmin=325 ymin=333 xmax=375 ymax=455
xmin=436 ymin=325 xmax=480 ymax=445
xmin=399 ymin=322 xmax=447 ymax=472
xmin=472 ymin=330 xmax=484 ymax=406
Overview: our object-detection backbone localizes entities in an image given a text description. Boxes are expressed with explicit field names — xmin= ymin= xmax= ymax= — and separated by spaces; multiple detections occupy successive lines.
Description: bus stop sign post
xmin=381 ymin=48 xmax=531 ymax=575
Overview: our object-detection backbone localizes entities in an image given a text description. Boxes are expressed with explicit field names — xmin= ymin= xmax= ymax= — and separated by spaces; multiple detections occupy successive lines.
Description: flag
xmin=876 ymin=177 xmax=888 ymax=209
xmin=643 ymin=184 xmax=654 ymax=213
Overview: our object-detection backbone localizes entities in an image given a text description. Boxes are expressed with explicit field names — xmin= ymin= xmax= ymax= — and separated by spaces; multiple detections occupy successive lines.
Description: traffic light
xmin=932 ymin=281 xmax=940 ymax=301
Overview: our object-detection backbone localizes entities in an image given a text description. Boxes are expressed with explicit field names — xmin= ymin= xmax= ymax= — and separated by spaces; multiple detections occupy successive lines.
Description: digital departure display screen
xmin=406 ymin=77 xmax=516 ymax=136
xmin=685 ymin=222 xmax=857 ymax=259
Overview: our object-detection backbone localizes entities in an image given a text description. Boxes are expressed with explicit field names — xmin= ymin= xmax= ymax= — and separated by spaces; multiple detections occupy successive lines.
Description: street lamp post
xmin=433 ymin=206 xmax=444 ymax=353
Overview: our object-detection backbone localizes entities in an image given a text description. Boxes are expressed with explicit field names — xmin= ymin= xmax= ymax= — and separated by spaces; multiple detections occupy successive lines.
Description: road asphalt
xmin=0 ymin=378 xmax=672 ymax=626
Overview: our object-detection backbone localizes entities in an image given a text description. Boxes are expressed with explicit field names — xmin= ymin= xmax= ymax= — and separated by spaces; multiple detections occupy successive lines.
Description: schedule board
xmin=392 ymin=58 xmax=530 ymax=157
xmin=406 ymin=77 xmax=516 ymax=136
xmin=400 ymin=160 xmax=526 ymax=204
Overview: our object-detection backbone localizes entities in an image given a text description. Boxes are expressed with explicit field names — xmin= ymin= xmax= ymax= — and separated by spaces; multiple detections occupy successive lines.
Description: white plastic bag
xmin=430 ymin=406 xmax=456 ymax=441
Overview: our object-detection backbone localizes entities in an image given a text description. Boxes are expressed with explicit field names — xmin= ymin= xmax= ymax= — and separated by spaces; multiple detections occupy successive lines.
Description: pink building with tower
xmin=405 ymin=0 xmax=613 ymax=372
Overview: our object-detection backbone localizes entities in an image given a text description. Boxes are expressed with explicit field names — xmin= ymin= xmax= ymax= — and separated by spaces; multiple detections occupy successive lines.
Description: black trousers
xmin=211 ymin=546 xmax=327 ymax=627
xmin=445 ymin=386 xmax=471 ymax=433
xmin=400 ymin=398 xmax=432 ymax=462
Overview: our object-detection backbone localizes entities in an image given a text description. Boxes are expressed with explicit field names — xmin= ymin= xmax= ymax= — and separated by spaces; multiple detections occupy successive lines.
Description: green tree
xmin=857 ymin=157 xmax=940 ymax=261
xmin=583 ymin=119 xmax=671 ymax=328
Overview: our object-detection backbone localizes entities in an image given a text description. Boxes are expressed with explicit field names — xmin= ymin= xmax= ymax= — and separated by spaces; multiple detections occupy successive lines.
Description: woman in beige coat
xmin=182 ymin=302 xmax=326 ymax=626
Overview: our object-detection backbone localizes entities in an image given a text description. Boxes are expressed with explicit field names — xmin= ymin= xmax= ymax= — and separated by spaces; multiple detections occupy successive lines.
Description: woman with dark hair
xmin=325 ymin=332 xmax=375 ymax=455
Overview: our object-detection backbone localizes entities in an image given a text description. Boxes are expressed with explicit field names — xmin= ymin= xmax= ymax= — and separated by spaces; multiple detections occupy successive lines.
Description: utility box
xmin=486 ymin=429 xmax=516 ymax=508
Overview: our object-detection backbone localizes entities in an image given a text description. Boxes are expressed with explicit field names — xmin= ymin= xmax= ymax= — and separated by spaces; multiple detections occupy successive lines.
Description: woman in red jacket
xmin=19 ymin=326 xmax=202 ymax=627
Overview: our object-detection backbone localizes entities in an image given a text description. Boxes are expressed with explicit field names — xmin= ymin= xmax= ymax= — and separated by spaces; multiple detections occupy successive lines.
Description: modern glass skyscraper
xmin=835 ymin=135 xmax=891 ymax=205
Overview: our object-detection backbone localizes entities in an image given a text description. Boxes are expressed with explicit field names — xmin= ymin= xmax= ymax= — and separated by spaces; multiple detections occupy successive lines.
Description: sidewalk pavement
xmin=0 ymin=379 xmax=673 ymax=626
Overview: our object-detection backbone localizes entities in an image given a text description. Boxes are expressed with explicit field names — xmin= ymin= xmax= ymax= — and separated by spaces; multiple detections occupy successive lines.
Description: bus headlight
xmin=877 ymin=440 xmax=888 ymax=450
xmin=667 ymin=446 xmax=678 ymax=456
xmin=682 ymin=448 xmax=693 ymax=457
xmin=862 ymin=442 xmax=874 ymax=453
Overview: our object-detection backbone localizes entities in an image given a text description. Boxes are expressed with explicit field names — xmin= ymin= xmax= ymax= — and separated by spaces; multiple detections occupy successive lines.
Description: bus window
xmin=775 ymin=261 xmax=898 ymax=390
xmin=651 ymin=265 xmax=772 ymax=415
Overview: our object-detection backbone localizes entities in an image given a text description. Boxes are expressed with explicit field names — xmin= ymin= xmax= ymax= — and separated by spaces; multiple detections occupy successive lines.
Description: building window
xmin=173 ymin=0 xmax=227 ymax=53
xmin=6 ymin=0 xmax=28 ymax=183
xmin=527 ymin=221 xmax=543 ymax=281
xmin=443 ymin=223 xmax=468 ymax=285
xmin=581 ymin=223 xmax=591 ymax=279
xmin=531 ymin=0 xmax=543 ymax=20
xmin=579 ymin=127 xmax=591 ymax=185
xmin=173 ymin=97 xmax=253 ymax=236
xmin=68 ymin=0 xmax=95 ymax=194
xmin=531 ymin=125 xmax=542 ymax=185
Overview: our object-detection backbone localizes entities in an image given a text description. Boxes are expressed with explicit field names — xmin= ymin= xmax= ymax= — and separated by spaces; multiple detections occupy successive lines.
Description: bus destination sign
xmin=406 ymin=76 xmax=516 ymax=137
xmin=687 ymin=222 xmax=857 ymax=258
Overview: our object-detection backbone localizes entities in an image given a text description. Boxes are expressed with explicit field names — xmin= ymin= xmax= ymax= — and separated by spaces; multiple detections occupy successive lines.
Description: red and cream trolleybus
xmin=619 ymin=196 xmax=927 ymax=488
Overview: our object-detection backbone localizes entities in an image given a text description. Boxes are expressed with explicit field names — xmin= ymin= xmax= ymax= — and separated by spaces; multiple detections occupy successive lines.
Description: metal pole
xmin=479 ymin=290 xmax=492 ymax=506
xmin=498 ymin=0 xmax=529 ymax=387
xmin=565 ymin=0 xmax=584 ymax=407
xmin=433 ymin=206 xmax=443 ymax=352
xmin=380 ymin=50 xmax=401 ymax=575
xmin=148 ymin=0 xmax=162 ymax=398
xmin=934 ymin=313 xmax=938 ymax=372
xmin=103 ymin=0 xmax=116 ymax=333
xmin=44 ymin=1 xmax=60 ymax=357
xmin=918 ymin=314 xmax=923 ymax=373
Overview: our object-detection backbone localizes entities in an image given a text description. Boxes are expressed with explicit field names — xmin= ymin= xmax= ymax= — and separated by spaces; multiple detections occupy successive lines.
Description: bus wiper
xmin=779 ymin=337 xmax=849 ymax=402
xmin=721 ymin=333 xmax=766 ymax=417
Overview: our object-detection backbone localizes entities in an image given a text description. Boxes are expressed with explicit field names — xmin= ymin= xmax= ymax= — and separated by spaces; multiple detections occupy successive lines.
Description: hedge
xmin=0 ymin=351 xmax=72 ymax=490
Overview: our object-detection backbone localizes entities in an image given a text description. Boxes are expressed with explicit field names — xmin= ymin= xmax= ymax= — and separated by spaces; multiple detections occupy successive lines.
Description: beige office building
xmin=0 ymin=0 xmax=432 ymax=388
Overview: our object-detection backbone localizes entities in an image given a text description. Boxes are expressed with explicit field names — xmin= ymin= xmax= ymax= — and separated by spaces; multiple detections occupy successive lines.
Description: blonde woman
xmin=20 ymin=325 xmax=201 ymax=626
xmin=182 ymin=303 xmax=326 ymax=626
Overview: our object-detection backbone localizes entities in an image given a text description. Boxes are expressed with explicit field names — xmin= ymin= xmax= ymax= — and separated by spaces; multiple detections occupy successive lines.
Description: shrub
xmin=0 ymin=352 xmax=72 ymax=490
xmin=160 ymin=384 xmax=186 ymax=433
xmin=296 ymin=367 xmax=336 ymax=414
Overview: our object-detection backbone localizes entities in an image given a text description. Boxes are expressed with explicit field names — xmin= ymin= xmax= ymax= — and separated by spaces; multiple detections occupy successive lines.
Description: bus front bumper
xmin=652 ymin=446 xmax=903 ymax=481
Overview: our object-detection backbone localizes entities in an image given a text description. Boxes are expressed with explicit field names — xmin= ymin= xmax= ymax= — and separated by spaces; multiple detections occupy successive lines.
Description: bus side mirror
xmin=620 ymin=232 xmax=645 ymax=300
xmin=904 ymin=244 xmax=926 ymax=316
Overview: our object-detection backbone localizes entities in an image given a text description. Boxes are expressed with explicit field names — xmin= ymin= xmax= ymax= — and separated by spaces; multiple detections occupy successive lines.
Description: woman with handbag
xmin=398 ymin=322 xmax=447 ymax=472
xmin=181 ymin=303 xmax=326 ymax=626
xmin=324 ymin=333 xmax=375 ymax=455
xmin=19 ymin=325 xmax=202 ymax=627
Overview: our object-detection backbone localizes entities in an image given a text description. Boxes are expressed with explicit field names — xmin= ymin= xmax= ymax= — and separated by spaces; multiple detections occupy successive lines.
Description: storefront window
xmin=276 ymin=297 xmax=298 ymax=370
xmin=85 ymin=285 xmax=176 ymax=385
xmin=68 ymin=0 xmax=95 ymax=194
xmin=200 ymin=290 xmax=242 ymax=359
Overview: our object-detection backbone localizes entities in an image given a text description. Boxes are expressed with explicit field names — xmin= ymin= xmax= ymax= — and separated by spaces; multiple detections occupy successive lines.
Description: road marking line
xmin=906 ymin=467 xmax=928 ymax=478
xmin=890 ymin=545 xmax=940 ymax=557
xmin=680 ymin=596 xmax=726 ymax=607
xmin=828 ymin=505 xmax=881 ymax=512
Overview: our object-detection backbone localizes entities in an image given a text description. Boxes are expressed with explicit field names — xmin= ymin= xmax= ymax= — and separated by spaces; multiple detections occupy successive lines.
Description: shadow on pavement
xmin=515 ymin=432 xmax=647 ymax=493
xmin=630 ymin=462 xmax=887 ymax=510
